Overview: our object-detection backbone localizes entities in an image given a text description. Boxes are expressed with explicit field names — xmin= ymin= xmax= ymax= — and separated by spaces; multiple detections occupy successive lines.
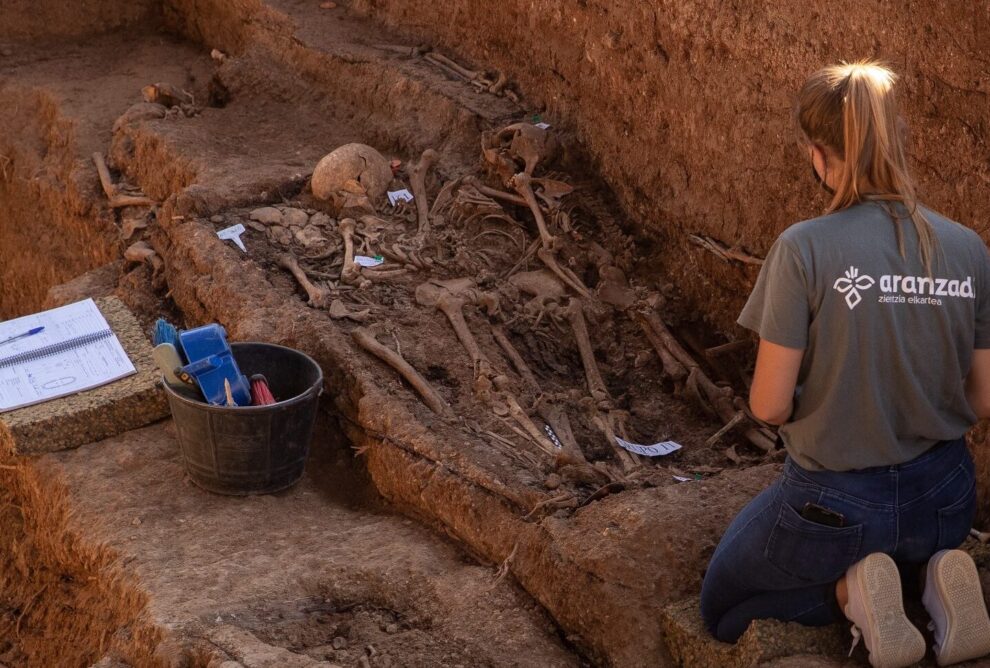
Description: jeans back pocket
xmin=765 ymin=502 xmax=864 ymax=584
xmin=937 ymin=479 xmax=976 ymax=550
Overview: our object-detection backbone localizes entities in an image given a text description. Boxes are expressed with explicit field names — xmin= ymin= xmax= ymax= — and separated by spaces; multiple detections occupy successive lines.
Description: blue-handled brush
xmin=152 ymin=318 xmax=196 ymax=391
xmin=152 ymin=318 xmax=187 ymax=362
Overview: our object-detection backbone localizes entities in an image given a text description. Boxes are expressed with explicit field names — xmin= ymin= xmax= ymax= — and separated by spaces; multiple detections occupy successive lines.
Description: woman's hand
xmin=749 ymin=338 xmax=804 ymax=425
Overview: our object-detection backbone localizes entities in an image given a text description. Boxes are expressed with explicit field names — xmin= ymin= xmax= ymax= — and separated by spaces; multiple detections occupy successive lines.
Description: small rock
xmin=633 ymin=349 xmax=653 ymax=368
xmin=309 ymin=212 xmax=334 ymax=228
xmin=124 ymin=241 xmax=156 ymax=264
xmin=267 ymin=225 xmax=293 ymax=247
xmin=249 ymin=206 xmax=283 ymax=225
xmin=332 ymin=636 xmax=348 ymax=650
xmin=321 ymin=1 xmax=337 ymax=8
xmin=113 ymin=102 xmax=167 ymax=133
xmin=384 ymin=623 xmax=399 ymax=634
xmin=132 ymin=517 xmax=142 ymax=526
xmin=544 ymin=473 xmax=561 ymax=490
xmin=295 ymin=226 xmax=328 ymax=249
xmin=210 ymin=215 xmax=224 ymax=224
xmin=120 ymin=214 xmax=149 ymax=241
xmin=281 ymin=207 xmax=309 ymax=228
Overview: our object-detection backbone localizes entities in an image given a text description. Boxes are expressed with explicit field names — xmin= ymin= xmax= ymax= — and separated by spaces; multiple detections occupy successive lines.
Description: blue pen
xmin=0 ymin=326 xmax=45 ymax=348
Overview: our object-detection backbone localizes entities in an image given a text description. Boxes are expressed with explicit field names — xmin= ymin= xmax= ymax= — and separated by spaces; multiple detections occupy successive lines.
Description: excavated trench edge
xmin=4 ymin=3 xmax=730 ymax=665
xmin=3 ymin=1 xmax=925 ymax=666
xmin=0 ymin=461 xmax=164 ymax=667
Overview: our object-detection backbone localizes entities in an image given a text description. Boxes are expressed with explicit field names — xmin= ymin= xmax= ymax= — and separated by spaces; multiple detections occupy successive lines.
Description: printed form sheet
xmin=0 ymin=299 xmax=136 ymax=412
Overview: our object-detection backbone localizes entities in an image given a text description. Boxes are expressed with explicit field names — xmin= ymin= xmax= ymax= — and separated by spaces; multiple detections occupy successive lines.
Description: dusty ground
xmin=0 ymin=1 xmax=988 ymax=667
xmin=42 ymin=416 xmax=581 ymax=667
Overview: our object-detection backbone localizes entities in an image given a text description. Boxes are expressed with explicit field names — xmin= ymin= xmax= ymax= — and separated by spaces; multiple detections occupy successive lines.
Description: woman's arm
xmin=966 ymin=349 xmax=990 ymax=419
xmin=749 ymin=338 xmax=805 ymax=425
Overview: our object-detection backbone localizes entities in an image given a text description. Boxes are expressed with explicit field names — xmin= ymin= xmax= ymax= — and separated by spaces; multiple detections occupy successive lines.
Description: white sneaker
xmin=844 ymin=552 xmax=926 ymax=668
xmin=922 ymin=549 xmax=990 ymax=666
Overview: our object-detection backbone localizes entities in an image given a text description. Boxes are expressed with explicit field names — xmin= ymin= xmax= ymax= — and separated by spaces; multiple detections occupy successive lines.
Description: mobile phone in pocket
xmin=801 ymin=502 xmax=846 ymax=528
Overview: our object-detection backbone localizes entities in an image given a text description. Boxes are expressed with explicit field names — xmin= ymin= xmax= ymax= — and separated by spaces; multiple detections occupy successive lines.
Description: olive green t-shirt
xmin=738 ymin=201 xmax=990 ymax=471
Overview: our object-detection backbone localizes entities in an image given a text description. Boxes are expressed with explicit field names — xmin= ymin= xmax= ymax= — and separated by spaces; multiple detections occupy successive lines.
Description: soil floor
xmin=36 ymin=416 xmax=581 ymax=667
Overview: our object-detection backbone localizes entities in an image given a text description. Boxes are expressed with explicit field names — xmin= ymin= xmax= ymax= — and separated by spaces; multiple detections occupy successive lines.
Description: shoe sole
xmin=926 ymin=549 xmax=990 ymax=666
xmin=848 ymin=552 xmax=926 ymax=668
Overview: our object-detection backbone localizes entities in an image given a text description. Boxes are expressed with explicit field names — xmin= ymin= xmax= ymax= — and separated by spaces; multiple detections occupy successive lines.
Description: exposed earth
xmin=0 ymin=1 xmax=988 ymax=667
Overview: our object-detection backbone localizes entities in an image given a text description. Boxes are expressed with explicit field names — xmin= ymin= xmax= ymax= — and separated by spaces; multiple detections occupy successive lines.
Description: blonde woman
xmin=700 ymin=61 xmax=990 ymax=668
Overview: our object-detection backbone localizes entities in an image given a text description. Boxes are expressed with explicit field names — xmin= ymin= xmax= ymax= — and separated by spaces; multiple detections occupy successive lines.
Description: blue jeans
xmin=700 ymin=437 xmax=977 ymax=643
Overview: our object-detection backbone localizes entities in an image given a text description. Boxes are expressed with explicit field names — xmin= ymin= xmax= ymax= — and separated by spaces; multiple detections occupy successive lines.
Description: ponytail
xmin=796 ymin=61 xmax=938 ymax=273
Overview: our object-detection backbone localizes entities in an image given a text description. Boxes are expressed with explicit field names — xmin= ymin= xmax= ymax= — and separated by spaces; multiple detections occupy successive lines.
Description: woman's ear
xmin=809 ymin=144 xmax=827 ymax=179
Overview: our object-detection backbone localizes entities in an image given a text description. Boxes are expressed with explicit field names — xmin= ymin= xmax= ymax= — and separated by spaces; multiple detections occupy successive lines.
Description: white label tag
xmin=672 ymin=475 xmax=692 ymax=482
xmin=354 ymin=255 xmax=384 ymax=268
xmin=534 ymin=122 xmax=551 ymax=130
xmin=387 ymin=189 xmax=414 ymax=206
xmin=615 ymin=437 xmax=682 ymax=457
xmin=217 ymin=223 xmax=246 ymax=252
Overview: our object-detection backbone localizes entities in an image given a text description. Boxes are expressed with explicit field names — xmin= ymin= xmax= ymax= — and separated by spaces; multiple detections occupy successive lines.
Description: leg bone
xmin=591 ymin=409 xmax=639 ymax=473
xmin=352 ymin=328 xmax=449 ymax=415
xmin=537 ymin=246 xmax=592 ymax=299
xmin=410 ymin=148 xmax=439 ymax=238
xmin=510 ymin=172 xmax=554 ymax=247
xmin=641 ymin=307 xmax=776 ymax=452
xmin=339 ymin=217 xmax=361 ymax=285
xmin=566 ymin=299 xmax=611 ymax=406
xmin=277 ymin=253 xmax=331 ymax=308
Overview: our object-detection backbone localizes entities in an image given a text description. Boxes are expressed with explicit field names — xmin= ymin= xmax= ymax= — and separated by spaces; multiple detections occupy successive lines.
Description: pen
xmin=0 ymin=326 xmax=45 ymax=348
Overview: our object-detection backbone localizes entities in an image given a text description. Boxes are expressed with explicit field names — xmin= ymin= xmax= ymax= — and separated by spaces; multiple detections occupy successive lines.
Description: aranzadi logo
xmin=833 ymin=265 xmax=975 ymax=309
xmin=833 ymin=266 xmax=875 ymax=309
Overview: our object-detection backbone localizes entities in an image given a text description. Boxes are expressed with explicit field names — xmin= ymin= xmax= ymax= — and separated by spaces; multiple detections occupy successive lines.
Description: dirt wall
xmin=0 ymin=87 xmax=119 ymax=319
xmin=0 ymin=0 xmax=159 ymax=40
xmin=351 ymin=0 xmax=990 ymax=334
xmin=0 ymin=460 xmax=161 ymax=667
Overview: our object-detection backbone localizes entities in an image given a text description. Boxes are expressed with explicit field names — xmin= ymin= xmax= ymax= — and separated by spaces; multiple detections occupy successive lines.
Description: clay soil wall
xmin=0 ymin=0 xmax=159 ymax=40
xmin=352 ymin=0 xmax=990 ymax=335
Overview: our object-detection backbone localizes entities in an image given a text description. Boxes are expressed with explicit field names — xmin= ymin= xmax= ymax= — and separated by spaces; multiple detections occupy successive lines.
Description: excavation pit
xmin=1 ymin=1 xmax=988 ymax=666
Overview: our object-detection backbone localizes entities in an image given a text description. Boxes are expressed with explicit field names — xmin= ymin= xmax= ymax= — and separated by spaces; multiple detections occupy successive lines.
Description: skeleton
xmin=92 ymin=153 xmax=156 ymax=209
xmin=588 ymin=406 xmax=640 ymax=474
xmin=462 ymin=176 xmax=527 ymax=208
xmin=329 ymin=299 xmax=370 ymax=322
xmin=414 ymin=276 xmax=594 ymax=468
xmin=565 ymin=299 xmax=611 ymax=406
xmin=491 ymin=325 xmax=604 ymax=479
xmin=638 ymin=305 xmax=777 ymax=452
xmin=141 ymin=82 xmax=194 ymax=110
xmin=338 ymin=218 xmax=367 ymax=287
xmin=424 ymin=51 xmax=497 ymax=92
xmin=489 ymin=70 xmax=509 ymax=95
xmin=508 ymin=269 xmax=566 ymax=327
xmin=352 ymin=327 xmax=449 ymax=415
xmin=311 ymin=143 xmax=392 ymax=205
xmin=415 ymin=278 xmax=499 ymax=379
xmin=501 ymin=270 xmax=631 ymax=475
xmin=486 ymin=123 xmax=558 ymax=179
xmin=409 ymin=148 xmax=439 ymax=238
xmin=277 ymin=253 xmax=331 ymax=308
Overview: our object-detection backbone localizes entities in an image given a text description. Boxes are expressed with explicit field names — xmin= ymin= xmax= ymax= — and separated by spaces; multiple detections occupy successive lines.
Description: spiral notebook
xmin=0 ymin=298 xmax=136 ymax=412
